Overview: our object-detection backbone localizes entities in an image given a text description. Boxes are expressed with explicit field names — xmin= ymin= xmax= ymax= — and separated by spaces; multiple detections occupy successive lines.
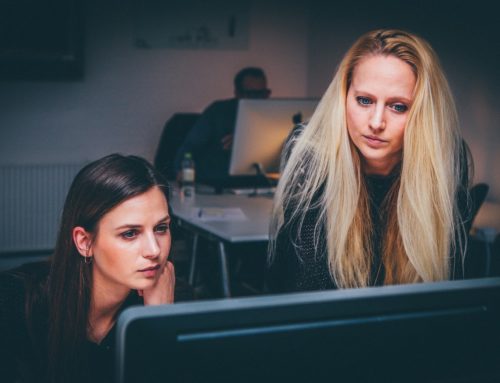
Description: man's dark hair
xmin=233 ymin=67 xmax=267 ymax=93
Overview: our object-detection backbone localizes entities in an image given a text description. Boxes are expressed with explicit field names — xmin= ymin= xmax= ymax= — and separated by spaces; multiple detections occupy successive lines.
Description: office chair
xmin=492 ymin=233 xmax=500 ymax=276
xmin=461 ymin=183 xmax=489 ymax=278
xmin=154 ymin=113 xmax=201 ymax=180
xmin=467 ymin=183 xmax=489 ymax=233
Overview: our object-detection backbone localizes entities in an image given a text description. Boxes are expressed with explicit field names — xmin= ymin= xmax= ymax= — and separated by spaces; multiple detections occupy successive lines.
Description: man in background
xmin=174 ymin=67 xmax=271 ymax=183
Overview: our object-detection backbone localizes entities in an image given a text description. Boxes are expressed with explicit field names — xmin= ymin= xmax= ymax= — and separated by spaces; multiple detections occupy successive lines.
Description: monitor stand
xmin=248 ymin=163 xmax=274 ymax=197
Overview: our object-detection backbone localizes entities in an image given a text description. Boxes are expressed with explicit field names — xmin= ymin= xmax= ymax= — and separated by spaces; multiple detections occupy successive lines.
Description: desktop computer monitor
xmin=229 ymin=98 xmax=318 ymax=177
xmin=116 ymin=278 xmax=500 ymax=383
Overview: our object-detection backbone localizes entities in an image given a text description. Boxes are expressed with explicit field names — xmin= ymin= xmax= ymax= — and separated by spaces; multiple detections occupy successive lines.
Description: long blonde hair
xmin=269 ymin=29 xmax=468 ymax=288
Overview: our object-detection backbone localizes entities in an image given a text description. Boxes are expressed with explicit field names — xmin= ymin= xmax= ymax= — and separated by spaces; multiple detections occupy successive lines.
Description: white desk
xmin=169 ymin=190 xmax=273 ymax=297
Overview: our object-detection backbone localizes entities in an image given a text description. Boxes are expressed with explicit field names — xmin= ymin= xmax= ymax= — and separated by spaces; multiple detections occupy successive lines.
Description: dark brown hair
xmin=46 ymin=154 xmax=168 ymax=382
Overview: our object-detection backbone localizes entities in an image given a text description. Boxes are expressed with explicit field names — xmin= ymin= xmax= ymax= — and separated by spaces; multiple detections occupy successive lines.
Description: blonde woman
xmin=268 ymin=29 xmax=471 ymax=293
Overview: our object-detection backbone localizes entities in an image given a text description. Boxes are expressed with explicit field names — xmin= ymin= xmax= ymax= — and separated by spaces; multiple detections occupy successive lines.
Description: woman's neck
xmin=362 ymin=157 xmax=402 ymax=177
xmin=362 ymin=155 xmax=401 ymax=177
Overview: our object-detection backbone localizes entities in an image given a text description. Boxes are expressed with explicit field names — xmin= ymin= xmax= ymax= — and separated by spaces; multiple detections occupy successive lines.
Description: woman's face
xmin=89 ymin=186 xmax=171 ymax=296
xmin=346 ymin=54 xmax=416 ymax=175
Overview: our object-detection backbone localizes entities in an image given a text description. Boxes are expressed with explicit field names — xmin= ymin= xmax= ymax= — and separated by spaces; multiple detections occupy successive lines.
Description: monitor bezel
xmin=116 ymin=277 xmax=500 ymax=383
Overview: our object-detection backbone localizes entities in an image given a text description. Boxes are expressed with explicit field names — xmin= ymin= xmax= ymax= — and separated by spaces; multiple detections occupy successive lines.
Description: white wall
xmin=0 ymin=0 xmax=309 ymax=165
xmin=0 ymin=0 xmax=498 ymax=230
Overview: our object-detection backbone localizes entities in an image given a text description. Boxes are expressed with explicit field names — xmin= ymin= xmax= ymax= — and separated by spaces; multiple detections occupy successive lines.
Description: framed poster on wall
xmin=133 ymin=0 xmax=250 ymax=50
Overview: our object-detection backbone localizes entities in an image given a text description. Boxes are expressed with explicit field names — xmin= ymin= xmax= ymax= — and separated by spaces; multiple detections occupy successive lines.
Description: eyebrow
xmin=114 ymin=215 xmax=170 ymax=231
xmin=352 ymin=89 xmax=412 ymax=104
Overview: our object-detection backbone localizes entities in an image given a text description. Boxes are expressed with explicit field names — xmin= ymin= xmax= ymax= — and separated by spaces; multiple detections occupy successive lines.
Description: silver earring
xmin=83 ymin=256 xmax=93 ymax=264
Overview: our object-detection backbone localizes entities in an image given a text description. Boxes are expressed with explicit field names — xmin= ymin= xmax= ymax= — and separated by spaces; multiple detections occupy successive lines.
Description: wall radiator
xmin=0 ymin=163 xmax=85 ymax=253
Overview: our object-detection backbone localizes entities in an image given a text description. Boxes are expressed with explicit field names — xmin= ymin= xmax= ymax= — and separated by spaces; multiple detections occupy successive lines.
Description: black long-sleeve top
xmin=268 ymin=126 xmax=471 ymax=293
xmin=0 ymin=261 xmax=142 ymax=383
xmin=0 ymin=261 xmax=193 ymax=383
xmin=268 ymin=172 xmax=400 ymax=293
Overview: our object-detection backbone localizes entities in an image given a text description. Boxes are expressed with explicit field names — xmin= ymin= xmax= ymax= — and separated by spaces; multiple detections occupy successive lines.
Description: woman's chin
xmin=131 ymin=280 xmax=156 ymax=292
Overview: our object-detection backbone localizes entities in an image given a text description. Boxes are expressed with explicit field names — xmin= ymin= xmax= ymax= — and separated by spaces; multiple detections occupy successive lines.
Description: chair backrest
xmin=469 ymin=183 xmax=489 ymax=230
xmin=154 ymin=113 xmax=201 ymax=180
xmin=492 ymin=233 xmax=500 ymax=277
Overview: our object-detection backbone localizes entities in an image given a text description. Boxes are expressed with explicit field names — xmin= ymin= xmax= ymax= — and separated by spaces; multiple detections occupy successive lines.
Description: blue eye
xmin=356 ymin=96 xmax=372 ymax=106
xmin=155 ymin=223 xmax=170 ymax=234
xmin=121 ymin=229 xmax=138 ymax=239
xmin=392 ymin=104 xmax=408 ymax=113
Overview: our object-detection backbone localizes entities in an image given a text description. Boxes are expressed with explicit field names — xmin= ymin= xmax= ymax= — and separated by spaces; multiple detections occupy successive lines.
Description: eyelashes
xmin=356 ymin=96 xmax=372 ymax=106
xmin=155 ymin=223 xmax=170 ymax=234
xmin=355 ymin=96 xmax=409 ymax=113
xmin=391 ymin=104 xmax=408 ymax=113
xmin=120 ymin=223 xmax=170 ymax=240
xmin=121 ymin=229 xmax=138 ymax=239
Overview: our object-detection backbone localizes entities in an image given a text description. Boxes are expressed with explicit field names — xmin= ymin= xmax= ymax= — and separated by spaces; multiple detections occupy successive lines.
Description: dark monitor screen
xmin=116 ymin=278 xmax=500 ymax=383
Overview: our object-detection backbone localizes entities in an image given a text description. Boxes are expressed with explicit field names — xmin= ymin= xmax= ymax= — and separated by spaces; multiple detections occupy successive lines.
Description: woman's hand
xmin=139 ymin=261 xmax=175 ymax=305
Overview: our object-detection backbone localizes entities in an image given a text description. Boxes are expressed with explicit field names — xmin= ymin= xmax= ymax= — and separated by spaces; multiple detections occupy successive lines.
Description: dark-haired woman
xmin=0 ymin=154 xmax=176 ymax=383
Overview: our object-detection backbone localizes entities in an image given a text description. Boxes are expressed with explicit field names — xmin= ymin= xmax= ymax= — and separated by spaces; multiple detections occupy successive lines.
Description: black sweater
xmin=268 ymin=173 xmax=399 ymax=293
xmin=0 ymin=261 xmax=193 ymax=383
xmin=268 ymin=127 xmax=470 ymax=293
xmin=0 ymin=261 xmax=142 ymax=383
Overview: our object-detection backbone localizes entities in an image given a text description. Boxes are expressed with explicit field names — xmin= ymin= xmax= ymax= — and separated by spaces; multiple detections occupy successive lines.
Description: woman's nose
xmin=142 ymin=232 xmax=160 ymax=259
xmin=369 ymin=105 xmax=386 ymax=131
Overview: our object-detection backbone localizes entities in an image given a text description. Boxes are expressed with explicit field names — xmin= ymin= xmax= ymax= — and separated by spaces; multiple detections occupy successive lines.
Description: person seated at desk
xmin=174 ymin=66 xmax=271 ymax=183
xmin=0 ymin=154 xmax=178 ymax=383
xmin=268 ymin=29 xmax=472 ymax=293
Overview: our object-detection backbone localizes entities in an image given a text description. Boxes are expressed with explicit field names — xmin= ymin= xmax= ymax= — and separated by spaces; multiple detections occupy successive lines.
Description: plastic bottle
xmin=181 ymin=152 xmax=196 ymax=199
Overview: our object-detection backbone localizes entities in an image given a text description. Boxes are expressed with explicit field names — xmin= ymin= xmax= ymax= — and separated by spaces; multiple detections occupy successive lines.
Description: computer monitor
xmin=229 ymin=98 xmax=318 ymax=177
xmin=116 ymin=278 xmax=500 ymax=383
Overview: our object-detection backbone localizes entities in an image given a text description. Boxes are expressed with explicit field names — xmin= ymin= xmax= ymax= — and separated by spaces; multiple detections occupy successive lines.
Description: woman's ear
xmin=73 ymin=226 xmax=93 ymax=258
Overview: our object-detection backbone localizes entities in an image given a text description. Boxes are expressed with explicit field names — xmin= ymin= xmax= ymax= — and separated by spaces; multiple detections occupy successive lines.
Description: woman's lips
xmin=139 ymin=264 xmax=160 ymax=278
xmin=363 ymin=135 xmax=387 ymax=148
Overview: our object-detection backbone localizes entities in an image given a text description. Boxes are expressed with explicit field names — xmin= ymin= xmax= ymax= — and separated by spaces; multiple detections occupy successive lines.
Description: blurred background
xmin=0 ymin=0 xmax=498 ymax=281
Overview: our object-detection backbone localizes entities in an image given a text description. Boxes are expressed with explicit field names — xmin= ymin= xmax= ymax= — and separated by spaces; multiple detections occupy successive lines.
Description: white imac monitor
xmin=229 ymin=98 xmax=318 ymax=176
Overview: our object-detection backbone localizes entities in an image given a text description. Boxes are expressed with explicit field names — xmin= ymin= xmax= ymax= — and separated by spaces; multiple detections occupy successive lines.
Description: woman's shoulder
xmin=286 ymin=123 xmax=306 ymax=147
xmin=280 ymin=123 xmax=306 ymax=169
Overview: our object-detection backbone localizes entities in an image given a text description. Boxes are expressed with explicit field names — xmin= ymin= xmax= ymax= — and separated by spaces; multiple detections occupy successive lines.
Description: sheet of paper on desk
xmin=192 ymin=207 xmax=247 ymax=222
